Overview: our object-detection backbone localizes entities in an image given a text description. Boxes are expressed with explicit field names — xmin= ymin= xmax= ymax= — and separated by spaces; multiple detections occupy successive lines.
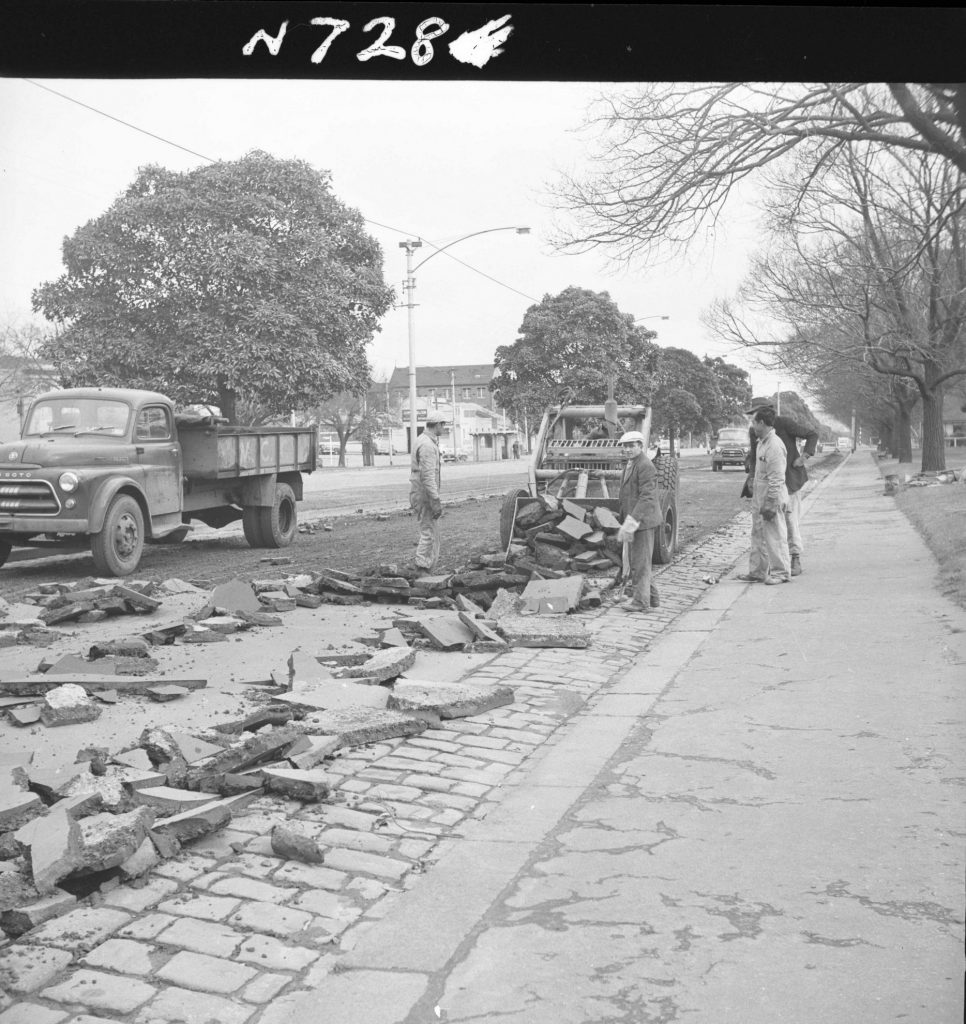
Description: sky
xmin=0 ymin=75 xmax=784 ymax=398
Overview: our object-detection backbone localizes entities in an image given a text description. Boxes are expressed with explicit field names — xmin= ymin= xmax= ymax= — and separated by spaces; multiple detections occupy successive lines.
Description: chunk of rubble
xmin=275 ymin=680 xmax=390 ymax=713
xmin=1 ymin=890 xmax=77 ymax=937
xmin=0 ymin=867 xmax=38 ymax=916
xmin=88 ymin=637 xmax=151 ymax=659
xmin=14 ymin=807 xmax=83 ymax=893
xmin=456 ymin=612 xmax=506 ymax=646
xmin=147 ymin=685 xmax=191 ymax=702
xmin=39 ymin=684 xmax=102 ymax=727
xmin=150 ymin=798 xmax=232 ymax=845
xmin=300 ymin=707 xmax=428 ymax=747
xmin=389 ymin=680 xmax=515 ymax=720
xmin=257 ymin=768 xmax=331 ymax=802
xmin=135 ymin=786 xmax=225 ymax=815
xmin=410 ymin=614 xmax=476 ymax=652
xmin=208 ymin=578 xmax=262 ymax=614
xmin=118 ymin=837 xmax=160 ymax=880
xmin=520 ymin=575 xmax=585 ymax=614
xmin=496 ymin=614 xmax=591 ymax=649
xmin=286 ymin=735 xmax=340 ymax=770
xmin=0 ymin=790 xmax=45 ymax=834
xmin=337 ymin=646 xmax=415 ymax=683
xmin=76 ymin=807 xmax=155 ymax=873
xmin=183 ymin=725 xmax=304 ymax=792
xmin=272 ymin=822 xmax=326 ymax=864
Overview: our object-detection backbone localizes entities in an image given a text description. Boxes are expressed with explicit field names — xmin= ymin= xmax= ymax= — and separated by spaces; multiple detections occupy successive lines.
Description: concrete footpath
xmin=290 ymin=452 xmax=966 ymax=1023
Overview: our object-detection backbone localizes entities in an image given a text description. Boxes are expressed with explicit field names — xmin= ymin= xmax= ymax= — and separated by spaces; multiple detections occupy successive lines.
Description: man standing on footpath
xmin=410 ymin=410 xmax=447 ymax=573
xmin=616 ymin=430 xmax=663 ymax=612
xmin=739 ymin=407 xmax=792 ymax=584
xmin=744 ymin=398 xmax=818 ymax=576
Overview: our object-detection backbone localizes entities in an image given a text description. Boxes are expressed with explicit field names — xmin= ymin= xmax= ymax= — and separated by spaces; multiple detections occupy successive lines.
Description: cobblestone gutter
xmin=0 ymin=509 xmax=757 ymax=1023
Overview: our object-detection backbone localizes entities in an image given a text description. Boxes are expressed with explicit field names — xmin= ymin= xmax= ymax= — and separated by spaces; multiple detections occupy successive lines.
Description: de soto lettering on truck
xmin=0 ymin=388 xmax=318 ymax=576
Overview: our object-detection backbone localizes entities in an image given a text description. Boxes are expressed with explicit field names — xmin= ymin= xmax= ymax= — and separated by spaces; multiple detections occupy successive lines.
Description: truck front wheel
xmin=91 ymin=494 xmax=145 ymax=576
xmin=250 ymin=483 xmax=298 ymax=548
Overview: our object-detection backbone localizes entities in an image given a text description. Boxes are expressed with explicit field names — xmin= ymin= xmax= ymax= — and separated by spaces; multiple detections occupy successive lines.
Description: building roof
xmin=387 ymin=364 xmax=495 ymax=389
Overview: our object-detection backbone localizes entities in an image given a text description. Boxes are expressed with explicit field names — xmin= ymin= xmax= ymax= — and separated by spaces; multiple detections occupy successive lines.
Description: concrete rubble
xmin=0 ymin=533 xmax=616 ymax=933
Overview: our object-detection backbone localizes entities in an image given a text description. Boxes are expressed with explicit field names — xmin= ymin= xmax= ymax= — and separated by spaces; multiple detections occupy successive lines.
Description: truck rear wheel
xmin=91 ymin=494 xmax=145 ymax=577
xmin=242 ymin=508 xmax=265 ymax=547
xmin=653 ymin=456 xmax=679 ymax=565
xmin=251 ymin=483 xmax=298 ymax=548
xmin=499 ymin=487 xmax=531 ymax=550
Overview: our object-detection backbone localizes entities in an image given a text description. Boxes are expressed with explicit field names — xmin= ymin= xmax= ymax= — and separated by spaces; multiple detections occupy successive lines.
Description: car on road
xmin=711 ymin=426 xmax=751 ymax=471
xmin=440 ymin=446 xmax=468 ymax=463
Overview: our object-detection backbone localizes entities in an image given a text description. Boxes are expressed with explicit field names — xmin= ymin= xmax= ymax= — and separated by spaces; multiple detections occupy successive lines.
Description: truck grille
xmin=0 ymin=480 xmax=60 ymax=514
xmin=544 ymin=439 xmax=627 ymax=473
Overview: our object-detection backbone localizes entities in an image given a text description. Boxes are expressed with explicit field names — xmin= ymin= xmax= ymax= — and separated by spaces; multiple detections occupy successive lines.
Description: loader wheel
xmin=653 ymin=456 xmax=679 ymax=565
xmin=500 ymin=487 xmax=531 ymax=550
xmin=91 ymin=494 xmax=144 ymax=577
xmin=252 ymin=483 xmax=298 ymax=548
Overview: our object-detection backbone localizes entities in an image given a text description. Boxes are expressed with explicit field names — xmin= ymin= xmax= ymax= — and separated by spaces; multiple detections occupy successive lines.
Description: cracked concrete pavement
xmin=2 ymin=451 xmax=963 ymax=1023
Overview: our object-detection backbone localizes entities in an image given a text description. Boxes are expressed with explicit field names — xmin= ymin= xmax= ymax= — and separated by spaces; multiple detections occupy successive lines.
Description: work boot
xmin=649 ymin=586 xmax=660 ymax=608
xmin=790 ymin=554 xmax=802 ymax=576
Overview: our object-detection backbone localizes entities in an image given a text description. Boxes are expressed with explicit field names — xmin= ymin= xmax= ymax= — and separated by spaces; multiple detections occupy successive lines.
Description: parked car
xmin=711 ymin=427 xmax=752 ymax=471
xmin=440 ymin=446 xmax=468 ymax=463
xmin=374 ymin=439 xmax=397 ymax=455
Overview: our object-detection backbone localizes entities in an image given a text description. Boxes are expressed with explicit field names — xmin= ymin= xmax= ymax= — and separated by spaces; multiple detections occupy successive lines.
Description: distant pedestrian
xmin=738 ymin=407 xmax=791 ymax=584
xmin=744 ymin=399 xmax=818 ymax=576
xmin=512 ymin=441 xmax=521 ymax=459
xmin=410 ymin=411 xmax=447 ymax=572
xmin=616 ymin=430 xmax=663 ymax=612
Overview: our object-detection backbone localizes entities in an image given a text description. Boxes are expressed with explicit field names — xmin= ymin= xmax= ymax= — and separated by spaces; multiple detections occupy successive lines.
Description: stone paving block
xmin=363 ymin=783 xmax=423 ymax=803
xmin=227 ymin=900 xmax=314 ymax=939
xmin=101 ymin=875 xmax=178 ymax=913
xmin=156 ymin=950 xmax=257 ymax=993
xmin=399 ymin=773 xmax=457 ymax=793
xmin=0 ymin=945 xmax=73 ymax=994
xmin=389 ymin=679 xmax=515 ymax=720
xmin=272 ymin=861 xmax=348 ymax=891
xmin=151 ymin=854 xmax=212 ymax=883
xmin=81 ymin=937 xmax=156 ymax=975
xmin=155 ymin=916 xmax=246 ymax=957
xmin=135 ymin=986 xmax=255 ymax=1024
xmin=157 ymin=893 xmax=240 ymax=921
xmin=235 ymin=933 xmax=322 ymax=972
xmin=117 ymin=912 xmax=177 ymax=940
xmin=42 ymin=969 xmax=156 ymax=1013
xmin=0 ymin=891 xmax=76 ymax=938
xmin=242 ymin=971 xmax=290 ymax=1004
xmin=287 ymin=887 xmax=362 ymax=921
xmin=22 ymin=907 xmax=131 ymax=952
xmin=0 ymin=1005 xmax=67 ymax=1024
xmin=405 ymin=736 xmax=461 ymax=754
xmin=321 ymin=848 xmax=411 ymax=880
xmin=317 ymin=828 xmax=394 ymax=855
xmin=420 ymin=791 xmax=480 ymax=812
xmin=209 ymin=876 xmax=298 ymax=903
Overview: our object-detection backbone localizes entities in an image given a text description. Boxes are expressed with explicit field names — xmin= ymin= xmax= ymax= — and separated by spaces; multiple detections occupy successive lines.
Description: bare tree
xmin=555 ymin=83 xmax=966 ymax=265
xmin=705 ymin=144 xmax=965 ymax=471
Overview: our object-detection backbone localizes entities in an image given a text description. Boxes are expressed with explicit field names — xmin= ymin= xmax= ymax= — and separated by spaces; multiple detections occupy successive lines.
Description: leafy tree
xmin=555 ymin=83 xmax=966 ymax=264
xmin=650 ymin=347 xmax=720 ymax=454
xmin=32 ymin=151 xmax=393 ymax=422
xmin=491 ymin=286 xmax=658 ymax=423
xmin=302 ymin=393 xmax=367 ymax=468
xmin=702 ymin=355 xmax=753 ymax=429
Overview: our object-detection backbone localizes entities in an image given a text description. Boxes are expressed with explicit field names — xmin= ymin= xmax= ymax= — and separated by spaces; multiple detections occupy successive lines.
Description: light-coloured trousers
xmin=626 ymin=527 xmax=657 ymax=607
xmin=749 ymin=505 xmax=791 ymax=580
xmin=413 ymin=500 xmax=440 ymax=570
xmin=785 ymin=489 xmax=803 ymax=556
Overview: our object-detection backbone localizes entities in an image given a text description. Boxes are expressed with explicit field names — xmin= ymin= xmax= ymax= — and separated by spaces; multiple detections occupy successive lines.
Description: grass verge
xmin=875 ymin=448 xmax=966 ymax=612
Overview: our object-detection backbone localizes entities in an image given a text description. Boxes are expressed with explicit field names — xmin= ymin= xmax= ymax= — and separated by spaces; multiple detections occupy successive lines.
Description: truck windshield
xmin=717 ymin=429 xmax=748 ymax=443
xmin=24 ymin=398 xmax=131 ymax=438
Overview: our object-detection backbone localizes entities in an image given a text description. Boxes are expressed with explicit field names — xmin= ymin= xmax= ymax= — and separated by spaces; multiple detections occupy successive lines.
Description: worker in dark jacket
xmin=744 ymin=399 xmax=819 ymax=575
xmin=616 ymin=430 xmax=664 ymax=612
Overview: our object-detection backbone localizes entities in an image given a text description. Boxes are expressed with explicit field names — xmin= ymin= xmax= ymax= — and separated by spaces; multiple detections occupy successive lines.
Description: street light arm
xmin=412 ymin=226 xmax=529 ymax=273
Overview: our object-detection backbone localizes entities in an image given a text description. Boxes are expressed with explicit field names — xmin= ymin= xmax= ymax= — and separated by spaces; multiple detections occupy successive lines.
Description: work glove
xmin=431 ymin=500 xmax=443 ymax=519
xmin=615 ymin=515 xmax=639 ymax=544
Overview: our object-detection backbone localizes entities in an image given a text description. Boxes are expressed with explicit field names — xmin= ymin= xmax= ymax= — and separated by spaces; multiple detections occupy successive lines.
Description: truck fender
xmin=237 ymin=472 xmax=304 ymax=507
xmin=88 ymin=478 xmax=150 ymax=534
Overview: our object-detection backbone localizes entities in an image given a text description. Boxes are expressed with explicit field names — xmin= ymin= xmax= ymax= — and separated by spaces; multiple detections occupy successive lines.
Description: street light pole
xmin=399 ymin=225 xmax=529 ymax=457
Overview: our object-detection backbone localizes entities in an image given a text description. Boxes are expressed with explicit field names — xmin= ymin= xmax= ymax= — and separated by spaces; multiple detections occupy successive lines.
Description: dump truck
xmin=0 ymin=387 xmax=317 ymax=576
xmin=499 ymin=397 xmax=678 ymax=564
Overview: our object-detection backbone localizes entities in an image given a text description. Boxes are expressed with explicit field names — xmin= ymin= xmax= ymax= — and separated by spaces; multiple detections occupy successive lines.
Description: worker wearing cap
xmin=739 ymin=406 xmax=792 ymax=584
xmin=615 ymin=430 xmax=663 ymax=612
xmin=410 ymin=411 xmax=447 ymax=571
xmin=743 ymin=397 xmax=819 ymax=575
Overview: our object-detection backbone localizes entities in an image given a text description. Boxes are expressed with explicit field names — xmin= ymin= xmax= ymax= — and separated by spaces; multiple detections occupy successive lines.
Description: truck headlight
xmin=58 ymin=472 xmax=80 ymax=492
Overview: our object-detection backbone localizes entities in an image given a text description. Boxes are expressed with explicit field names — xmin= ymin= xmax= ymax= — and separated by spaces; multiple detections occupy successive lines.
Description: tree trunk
xmin=893 ymin=401 xmax=914 ymax=463
xmin=919 ymin=384 xmax=947 ymax=473
xmin=217 ymin=383 xmax=237 ymax=424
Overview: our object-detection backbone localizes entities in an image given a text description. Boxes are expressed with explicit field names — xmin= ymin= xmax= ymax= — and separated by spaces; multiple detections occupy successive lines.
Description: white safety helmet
xmin=619 ymin=431 xmax=645 ymax=445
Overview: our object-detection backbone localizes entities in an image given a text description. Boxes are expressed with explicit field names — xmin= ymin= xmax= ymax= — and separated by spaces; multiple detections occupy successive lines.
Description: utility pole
xmin=399 ymin=239 xmax=422 ymax=454
xmin=451 ymin=369 xmax=459 ymax=455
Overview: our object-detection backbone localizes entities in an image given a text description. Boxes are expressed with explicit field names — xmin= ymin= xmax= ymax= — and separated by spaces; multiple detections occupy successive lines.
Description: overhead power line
xmin=21 ymin=79 xmax=539 ymax=305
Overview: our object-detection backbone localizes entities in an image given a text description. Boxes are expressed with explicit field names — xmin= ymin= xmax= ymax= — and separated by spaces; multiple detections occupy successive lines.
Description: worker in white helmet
xmin=615 ymin=430 xmax=663 ymax=612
